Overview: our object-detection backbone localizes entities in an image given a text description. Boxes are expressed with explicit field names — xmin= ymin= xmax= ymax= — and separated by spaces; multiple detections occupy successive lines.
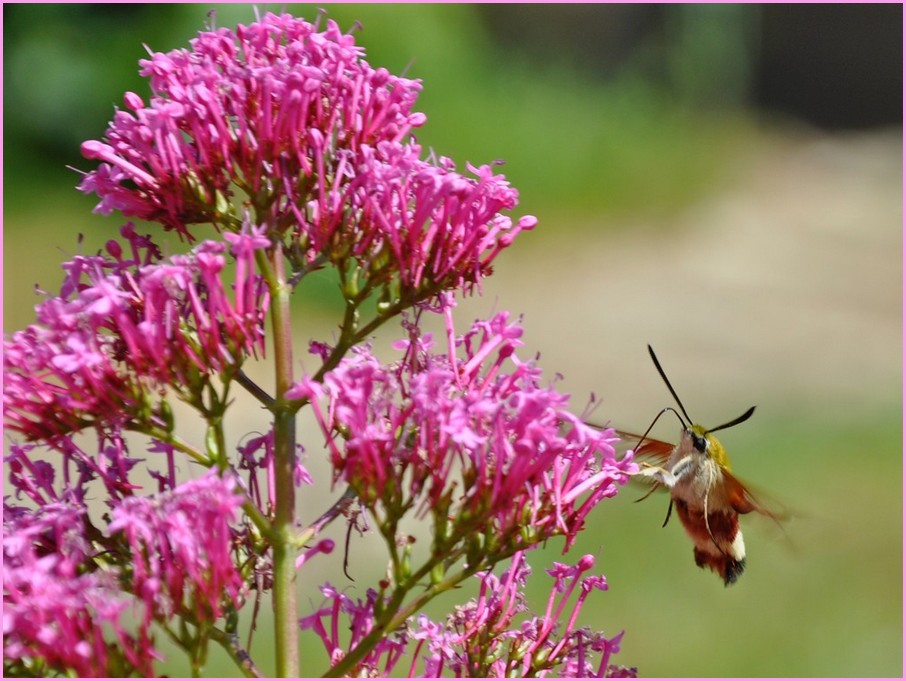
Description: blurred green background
xmin=3 ymin=4 xmax=902 ymax=677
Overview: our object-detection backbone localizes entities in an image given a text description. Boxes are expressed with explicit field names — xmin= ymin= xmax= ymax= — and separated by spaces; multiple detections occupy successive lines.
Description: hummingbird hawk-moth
xmin=624 ymin=345 xmax=786 ymax=585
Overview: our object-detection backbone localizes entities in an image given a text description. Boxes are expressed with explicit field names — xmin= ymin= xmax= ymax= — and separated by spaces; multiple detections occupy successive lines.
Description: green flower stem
xmin=235 ymin=369 xmax=274 ymax=407
xmin=209 ymin=419 xmax=228 ymax=472
xmin=286 ymin=296 xmax=412 ymax=412
xmin=161 ymin=612 xmax=261 ymax=678
xmin=133 ymin=425 xmax=209 ymax=466
xmin=241 ymin=498 xmax=275 ymax=541
xmin=264 ymin=242 xmax=299 ymax=678
xmin=208 ymin=628 xmax=262 ymax=678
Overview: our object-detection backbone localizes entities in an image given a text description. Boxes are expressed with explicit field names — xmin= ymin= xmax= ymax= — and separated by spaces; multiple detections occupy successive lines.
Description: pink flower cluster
xmin=3 ymin=471 xmax=245 ymax=676
xmin=3 ymin=223 xmax=268 ymax=441
xmin=300 ymin=552 xmax=635 ymax=677
xmin=410 ymin=552 xmax=635 ymax=677
xmin=109 ymin=472 xmax=246 ymax=623
xmin=78 ymin=12 xmax=536 ymax=301
xmin=80 ymin=12 xmax=424 ymax=237
xmin=291 ymin=311 xmax=635 ymax=556
xmin=3 ymin=503 xmax=154 ymax=676
xmin=4 ymin=8 xmax=632 ymax=675
xmin=7 ymin=432 xmax=145 ymax=510
xmin=299 ymin=584 xmax=408 ymax=675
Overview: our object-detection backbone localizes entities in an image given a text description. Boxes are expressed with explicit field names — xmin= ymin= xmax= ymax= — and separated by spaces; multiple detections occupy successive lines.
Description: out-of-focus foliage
xmin=3 ymin=3 xmax=756 ymax=223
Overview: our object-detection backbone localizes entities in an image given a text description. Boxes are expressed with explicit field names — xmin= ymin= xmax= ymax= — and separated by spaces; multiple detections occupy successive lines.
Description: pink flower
xmin=6 ymin=430 xmax=147 ymax=511
xmin=299 ymin=583 xmax=408 ymax=676
xmin=108 ymin=471 xmax=246 ymax=623
xmin=3 ymin=502 xmax=157 ymax=676
xmin=3 ymin=224 xmax=268 ymax=441
xmin=78 ymin=12 xmax=426 ymax=238
xmin=3 ymin=456 xmax=245 ymax=676
xmin=6 ymin=8 xmax=625 ymax=676
xmin=291 ymin=312 xmax=636 ymax=558
xmin=78 ymin=12 xmax=535 ymax=304
xmin=407 ymin=552 xmax=634 ymax=677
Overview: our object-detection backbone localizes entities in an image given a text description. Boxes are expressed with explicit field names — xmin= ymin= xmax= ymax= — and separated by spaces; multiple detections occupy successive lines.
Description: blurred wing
xmin=614 ymin=429 xmax=674 ymax=464
xmin=614 ymin=429 xmax=676 ymax=500
xmin=723 ymin=469 xmax=790 ymax=525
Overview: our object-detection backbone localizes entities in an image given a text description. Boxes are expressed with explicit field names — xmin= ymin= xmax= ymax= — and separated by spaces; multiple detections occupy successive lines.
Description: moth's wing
xmin=723 ymin=468 xmax=790 ymax=524
xmin=614 ymin=429 xmax=674 ymax=464
xmin=722 ymin=468 xmax=799 ymax=557
xmin=614 ymin=430 xmax=676 ymax=500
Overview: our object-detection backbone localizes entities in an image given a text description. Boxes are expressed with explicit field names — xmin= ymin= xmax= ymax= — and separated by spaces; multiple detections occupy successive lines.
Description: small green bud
xmin=214 ymin=189 xmax=231 ymax=216
xmin=205 ymin=425 xmax=220 ymax=461
xmin=430 ymin=561 xmax=445 ymax=586
xmin=159 ymin=398 xmax=175 ymax=432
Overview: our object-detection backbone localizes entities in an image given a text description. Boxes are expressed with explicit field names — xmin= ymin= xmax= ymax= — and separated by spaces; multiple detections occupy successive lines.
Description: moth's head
xmin=682 ymin=424 xmax=731 ymax=468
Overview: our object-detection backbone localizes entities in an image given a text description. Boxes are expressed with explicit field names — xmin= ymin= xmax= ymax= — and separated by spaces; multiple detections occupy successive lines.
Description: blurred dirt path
xmin=454 ymin=127 xmax=901 ymax=426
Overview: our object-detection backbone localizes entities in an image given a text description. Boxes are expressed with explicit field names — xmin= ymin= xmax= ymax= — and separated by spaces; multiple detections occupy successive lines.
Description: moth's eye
xmin=691 ymin=433 xmax=707 ymax=453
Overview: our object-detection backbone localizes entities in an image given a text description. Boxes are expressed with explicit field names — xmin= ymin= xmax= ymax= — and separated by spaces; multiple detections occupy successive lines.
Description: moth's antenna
xmin=647 ymin=345 xmax=694 ymax=425
xmin=631 ymin=406 xmax=686 ymax=508
xmin=632 ymin=407 xmax=688 ymax=451
xmin=707 ymin=405 xmax=756 ymax=434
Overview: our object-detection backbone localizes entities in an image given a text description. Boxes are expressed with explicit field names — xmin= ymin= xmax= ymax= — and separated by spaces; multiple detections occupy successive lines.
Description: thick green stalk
xmin=267 ymin=243 xmax=299 ymax=677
